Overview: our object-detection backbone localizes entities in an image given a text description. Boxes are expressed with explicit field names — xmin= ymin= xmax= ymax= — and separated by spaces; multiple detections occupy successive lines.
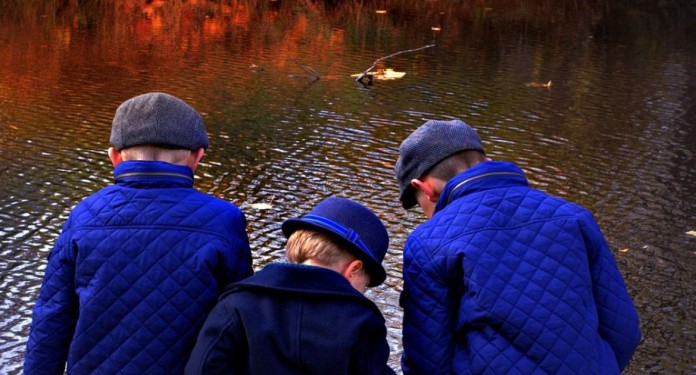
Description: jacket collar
xmin=113 ymin=160 xmax=194 ymax=188
xmin=434 ymin=161 xmax=528 ymax=214
xmin=225 ymin=263 xmax=366 ymax=300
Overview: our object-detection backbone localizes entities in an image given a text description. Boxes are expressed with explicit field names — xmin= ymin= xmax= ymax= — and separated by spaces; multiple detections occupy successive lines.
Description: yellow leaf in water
xmin=376 ymin=10 xmax=387 ymax=14
xmin=525 ymin=80 xmax=552 ymax=88
xmin=618 ymin=248 xmax=629 ymax=253
xmin=686 ymin=230 xmax=696 ymax=237
xmin=377 ymin=68 xmax=406 ymax=80
xmin=351 ymin=68 xmax=405 ymax=80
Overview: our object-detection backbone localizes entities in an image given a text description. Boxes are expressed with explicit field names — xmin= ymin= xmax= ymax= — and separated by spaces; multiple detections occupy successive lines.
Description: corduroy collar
xmin=434 ymin=161 xmax=528 ymax=214
xmin=113 ymin=160 xmax=195 ymax=188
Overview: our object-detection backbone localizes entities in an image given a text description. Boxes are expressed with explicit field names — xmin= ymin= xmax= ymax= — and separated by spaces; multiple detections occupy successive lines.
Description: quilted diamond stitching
xmin=402 ymin=185 xmax=620 ymax=373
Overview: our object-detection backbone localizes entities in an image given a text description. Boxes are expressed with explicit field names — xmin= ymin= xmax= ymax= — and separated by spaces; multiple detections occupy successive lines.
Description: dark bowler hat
xmin=110 ymin=92 xmax=209 ymax=151
xmin=282 ymin=197 xmax=389 ymax=287
xmin=394 ymin=119 xmax=485 ymax=209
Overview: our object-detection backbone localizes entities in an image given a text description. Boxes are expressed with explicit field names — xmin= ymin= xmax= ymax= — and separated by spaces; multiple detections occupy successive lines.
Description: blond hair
xmin=120 ymin=145 xmax=193 ymax=164
xmin=286 ymin=229 xmax=356 ymax=268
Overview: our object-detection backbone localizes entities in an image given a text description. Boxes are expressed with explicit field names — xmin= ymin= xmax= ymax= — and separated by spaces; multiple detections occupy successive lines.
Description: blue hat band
xmin=301 ymin=215 xmax=373 ymax=259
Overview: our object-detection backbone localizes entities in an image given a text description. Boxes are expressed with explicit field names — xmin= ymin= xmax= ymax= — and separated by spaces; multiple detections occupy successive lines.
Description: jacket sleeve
xmin=580 ymin=211 xmax=641 ymax=371
xmin=24 ymin=226 xmax=79 ymax=375
xmin=220 ymin=210 xmax=254 ymax=285
xmin=352 ymin=312 xmax=396 ymax=375
xmin=400 ymin=236 xmax=457 ymax=375
xmin=184 ymin=299 xmax=247 ymax=374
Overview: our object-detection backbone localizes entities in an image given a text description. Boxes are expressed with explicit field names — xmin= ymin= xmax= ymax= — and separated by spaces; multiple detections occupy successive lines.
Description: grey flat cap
xmin=110 ymin=92 xmax=209 ymax=151
xmin=394 ymin=119 xmax=484 ymax=209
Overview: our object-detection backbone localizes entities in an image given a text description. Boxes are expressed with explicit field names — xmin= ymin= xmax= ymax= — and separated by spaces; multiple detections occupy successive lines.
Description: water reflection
xmin=1 ymin=1 xmax=696 ymax=374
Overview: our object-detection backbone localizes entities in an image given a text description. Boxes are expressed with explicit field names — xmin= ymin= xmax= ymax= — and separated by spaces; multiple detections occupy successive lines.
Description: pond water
xmin=1 ymin=1 xmax=695 ymax=373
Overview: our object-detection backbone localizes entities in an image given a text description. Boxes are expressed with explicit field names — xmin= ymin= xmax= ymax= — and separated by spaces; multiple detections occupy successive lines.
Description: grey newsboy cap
xmin=110 ymin=92 xmax=209 ymax=151
xmin=394 ymin=119 xmax=484 ymax=209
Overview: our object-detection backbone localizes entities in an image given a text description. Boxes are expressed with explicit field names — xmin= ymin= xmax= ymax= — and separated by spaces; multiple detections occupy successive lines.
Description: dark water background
xmin=1 ymin=1 xmax=695 ymax=373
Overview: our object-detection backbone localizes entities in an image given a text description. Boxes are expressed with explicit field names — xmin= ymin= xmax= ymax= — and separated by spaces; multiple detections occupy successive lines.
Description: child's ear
xmin=410 ymin=178 xmax=438 ymax=203
xmin=108 ymin=147 xmax=123 ymax=167
xmin=349 ymin=259 xmax=363 ymax=275
xmin=343 ymin=259 xmax=363 ymax=279
xmin=187 ymin=148 xmax=205 ymax=171
xmin=343 ymin=259 xmax=369 ymax=293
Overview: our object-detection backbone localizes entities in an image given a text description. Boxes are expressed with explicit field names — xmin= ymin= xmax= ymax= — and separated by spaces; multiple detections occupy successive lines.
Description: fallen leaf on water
xmin=250 ymin=195 xmax=275 ymax=210
xmin=376 ymin=10 xmax=387 ymax=14
xmin=525 ymin=80 xmax=552 ymax=88
xmin=618 ymin=248 xmax=629 ymax=253
xmin=351 ymin=68 xmax=406 ymax=80
xmin=686 ymin=230 xmax=696 ymax=237
xmin=250 ymin=203 xmax=273 ymax=210
xmin=381 ymin=69 xmax=406 ymax=79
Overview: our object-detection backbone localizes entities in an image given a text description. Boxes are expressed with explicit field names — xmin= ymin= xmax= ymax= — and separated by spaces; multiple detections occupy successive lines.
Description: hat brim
xmin=282 ymin=218 xmax=387 ymax=287
xmin=400 ymin=186 xmax=418 ymax=210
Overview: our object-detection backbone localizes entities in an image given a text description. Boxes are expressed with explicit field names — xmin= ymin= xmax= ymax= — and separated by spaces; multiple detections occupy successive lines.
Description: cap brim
xmin=282 ymin=219 xmax=387 ymax=287
xmin=399 ymin=187 xmax=418 ymax=210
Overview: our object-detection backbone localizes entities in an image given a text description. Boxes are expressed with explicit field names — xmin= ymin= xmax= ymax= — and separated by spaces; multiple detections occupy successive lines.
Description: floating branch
xmin=355 ymin=44 xmax=435 ymax=84
xmin=288 ymin=63 xmax=320 ymax=82
xmin=298 ymin=64 xmax=320 ymax=80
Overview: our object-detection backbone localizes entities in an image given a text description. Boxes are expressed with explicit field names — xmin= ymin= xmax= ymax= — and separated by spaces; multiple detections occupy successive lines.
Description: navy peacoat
xmin=185 ymin=262 xmax=396 ymax=375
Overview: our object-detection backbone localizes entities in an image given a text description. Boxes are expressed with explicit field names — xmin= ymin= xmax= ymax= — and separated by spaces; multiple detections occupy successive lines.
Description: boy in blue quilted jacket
xmin=23 ymin=92 xmax=253 ymax=374
xmin=185 ymin=197 xmax=396 ymax=374
xmin=394 ymin=119 xmax=641 ymax=374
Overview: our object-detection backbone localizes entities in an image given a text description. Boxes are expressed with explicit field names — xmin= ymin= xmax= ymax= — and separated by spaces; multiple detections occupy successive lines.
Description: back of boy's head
xmin=285 ymin=229 xmax=355 ymax=268
xmin=110 ymin=92 xmax=209 ymax=151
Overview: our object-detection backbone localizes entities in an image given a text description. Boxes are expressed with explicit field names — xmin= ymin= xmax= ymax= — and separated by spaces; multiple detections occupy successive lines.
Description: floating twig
xmin=298 ymin=64 xmax=320 ymax=81
xmin=288 ymin=63 xmax=320 ymax=82
xmin=355 ymin=44 xmax=435 ymax=83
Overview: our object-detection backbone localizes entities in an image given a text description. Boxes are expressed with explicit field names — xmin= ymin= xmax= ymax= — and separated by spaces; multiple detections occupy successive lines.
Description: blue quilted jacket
xmin=400 ymin=161 xmax=640 ymax=375
xmin=24 ymin=160 xmax=253 ymax=375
